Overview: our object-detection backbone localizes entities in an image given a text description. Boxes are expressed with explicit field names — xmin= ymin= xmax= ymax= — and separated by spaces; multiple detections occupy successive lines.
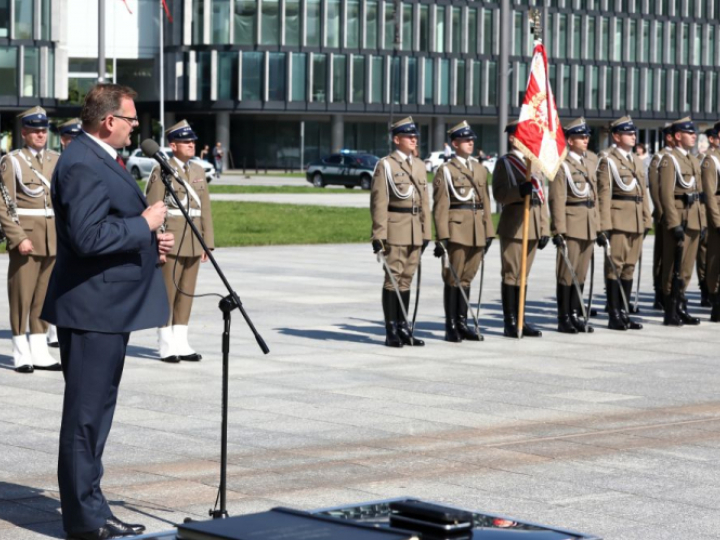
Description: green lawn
xmin=209 ymin=185 xmax=368 ymax=194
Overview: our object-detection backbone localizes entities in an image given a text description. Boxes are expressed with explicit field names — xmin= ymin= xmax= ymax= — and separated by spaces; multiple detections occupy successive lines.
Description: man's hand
xmin=673 ymin=225 xmax=685 ymax=242
xmin=595 ymin=233 xmax=608 ymax=247
xmin=157 ymin=232 xmax=174 ymax=254
xmin=142 ymin=201 xmax=167 ymax=232
xmin=17 ymin=238 xmax=34 ymax=255
xmin=201 ymin=251 xmax=209 ymax=262
xmin=434 ymin=239 xmax=448 ymax=258
xmin=372 ymin=239 xmax=385 ymax=254
xmin=552 ymin=234 xmax=565 ymax=248
xmin=538 ymin=236 xmax=550 ymax=250
xmin=519 ymin=181 xmax=534 ymax=198
xmin=484 ymin=237 xmax=493 ymax=253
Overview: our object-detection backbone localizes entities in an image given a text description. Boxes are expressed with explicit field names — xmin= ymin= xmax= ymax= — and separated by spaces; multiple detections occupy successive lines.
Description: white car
xmin=125 ymin=147 xmax=216 ymax=182
xmin=424 ymin=151 xmax=496 ymax=174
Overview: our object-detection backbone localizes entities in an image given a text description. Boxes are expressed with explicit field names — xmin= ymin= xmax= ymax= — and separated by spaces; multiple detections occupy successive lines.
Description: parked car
xmin=126 ymin=147 xmax=216 ymax=182
xmin=424 ymin=151 xmax=454 ymax=172
xmin=306 ymin=151 xmax=379 ymax=190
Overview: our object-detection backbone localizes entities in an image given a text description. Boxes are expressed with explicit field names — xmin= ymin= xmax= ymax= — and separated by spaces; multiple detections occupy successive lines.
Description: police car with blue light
xmin=305 ymin=150 xmax=379 ymax=190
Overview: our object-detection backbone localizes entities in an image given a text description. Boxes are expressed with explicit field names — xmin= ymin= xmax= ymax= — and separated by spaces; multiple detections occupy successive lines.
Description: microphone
xmin=140 ymin=139 xmax=181 ymax=180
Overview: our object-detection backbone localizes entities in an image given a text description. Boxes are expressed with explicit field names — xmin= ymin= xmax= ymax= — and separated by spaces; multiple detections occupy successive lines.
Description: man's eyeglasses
xmin=104 ymin=114 xmax=139 ymax=126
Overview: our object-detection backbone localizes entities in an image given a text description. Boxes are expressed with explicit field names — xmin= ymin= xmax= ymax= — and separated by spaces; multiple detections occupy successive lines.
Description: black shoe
xmin=606 ymin=280 xmax=628 ymax=330
xmin=557 ymin=284 xmax=578 ymax=334
xmin=382 ymin=289 xmax=403 ymax=347
xmin=569 ymin=284 xmax=593 ymax=333
xmin=15 ymin=365 xmax=34 ymax=373
xmin=34 ymin=363 xmax=62 ymax=371
xmin=161 ymin=355 xmax=180 ymax=363
xmin=516 ymin=286 xmax=542 ymax=337
xmin=67 ymin=522 xmax=136 ymax=539
xmin=711 ymin=294 xmax=720 ymax=322
xmin=398 ymin=291 xmax=424 ymax=345
xmin=48 ymin=341 xmax=59 ymax=348
xmin=501 ymin=283 xmax=519 ymax=338
xmin=106 ymin=516 xmax=146 ymax=535
xmin=663 ymin=295 xmax=683 ymax=326
xmin=456 ymin=286 xmax=482 ymax=341
xmin=444 ymin=285 xmax=462 ymax=342
xmin=522 ymin=322 xmax=543 ymax=337
xmin=677 ymin=298 xmax=700 ymax=326
xmin=179 ymin=353 xmax=202 ymax=361
xmin=618 ymin=279 xmax=642 ymax=329
xmin=384 ymin=322 xmax=403 ymax=347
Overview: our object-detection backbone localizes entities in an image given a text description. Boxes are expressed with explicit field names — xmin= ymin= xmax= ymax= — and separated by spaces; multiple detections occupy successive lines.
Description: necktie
xmin=116 ymin=155 xmax=126 ymax=170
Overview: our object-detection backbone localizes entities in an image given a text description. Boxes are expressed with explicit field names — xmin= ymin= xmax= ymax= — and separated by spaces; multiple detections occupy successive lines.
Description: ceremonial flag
xmin=161 ymin=0 xmax=173 ymax=22
xmin=120 ymin=0 xmax=133 ymax=14
xmin=512 ymin=40 xmax=566 ymax=180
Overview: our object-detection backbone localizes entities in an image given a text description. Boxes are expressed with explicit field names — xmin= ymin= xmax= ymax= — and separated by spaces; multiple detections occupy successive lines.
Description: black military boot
xmin=557 ymin=284 xmax=578 ymax=334
xmin=663 ymin=294 xmax=683 ymax=326
xmin=501 ymin=283 xmax=519 ymax=338
xmin=677 ymin=294 xmax=701 ymax=326
xmin=382 ymin=289 xmax=403 ymax=347
xmin=444 ymin=285 xmax=462 ymax=342
xmin=607 ymin=279 xmax=627 ymax=330
xmin=620 ymin=279 xmax=643 ymax=329
xmin=569 ymin=284 xmax=593 ymax=333
xmin=711 ymin=294 xmax=720 ymax=322
xmin=456 ymin=286 xmax=482 ymax=341
xmin=397 ymin=290 xmax=424 ymax=346
xmin=700 ymin=281 xmax=711 ymax=307
xmin=517 ymin=286 xmax=542 ymax=337
xmin=653 ymin=281 xmax=665 ymax=310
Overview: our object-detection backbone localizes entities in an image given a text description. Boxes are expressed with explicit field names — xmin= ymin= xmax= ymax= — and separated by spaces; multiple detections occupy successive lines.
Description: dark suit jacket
xmin=41 ymin=132 xmax=169 ymax=332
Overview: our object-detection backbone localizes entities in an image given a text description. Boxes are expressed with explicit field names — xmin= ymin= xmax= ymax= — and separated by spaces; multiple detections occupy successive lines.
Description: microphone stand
xmin=158 ymin=170 xmax=270 ymax=520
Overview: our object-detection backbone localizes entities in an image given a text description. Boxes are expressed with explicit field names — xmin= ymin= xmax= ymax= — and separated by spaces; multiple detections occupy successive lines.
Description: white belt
xmin=16 ymin=208 xmax=54 ymax=217
xmin=168 ymin=209 xmax=201 ymax=217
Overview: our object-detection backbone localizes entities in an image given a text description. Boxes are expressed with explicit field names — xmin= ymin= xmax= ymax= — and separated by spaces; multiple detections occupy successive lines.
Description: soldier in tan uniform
xmin=432 ymin=121 xmax=494 ymax=342
xmin=58 ymin=118 xmax=82 ymax=150
xmin=371 ymin=117 xmax=431 ymax=347
xmin=549 ymin=118 xmax=599 ymax=334
xmin=701 ymin=122 xmax=720 ymax=322
xmin=597 ymin=116 xmax=652 ymax=331
xmin=658 ymin=117 xmax=706 ymax=326
xmin=492 ymin=120 xmax=549 ymax=338
xmin=0 ymin=107 xmax=60 ymax=372
xmin=647 ymin=124 xmax=675 ymax=310
xmin=146 ymin=120 xmax=215 ymax=362
xmin=696 ymin=130 xmax=714 ymax=308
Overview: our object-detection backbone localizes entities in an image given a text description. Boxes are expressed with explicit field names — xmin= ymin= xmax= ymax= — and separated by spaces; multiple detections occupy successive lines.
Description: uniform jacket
xmin=597 ymin=146 xmax=652 ymax=234
xmin=370 ymin=151 xmax=431 ymax=246
xmin=0 ymin=147 xmax=58 ymax=255
xmin=648 ymin=148 xmax=671 ymax=221
xmin=549 ymin=152 xmax=599 ymax=240
xmin=432 ymin=156 xmax=494 ymax=247
xmin=146 ymin=159 xmax=215 ymax=257
xmin=659 ymin=147 xmax=707 ymax=232
xmin=492 ymin=151 xmax=550 ymax=240
xmin=701 ymin=147 xmax=720 ymax=230
xmin=41 ymin=132 xmax=169 ymax=333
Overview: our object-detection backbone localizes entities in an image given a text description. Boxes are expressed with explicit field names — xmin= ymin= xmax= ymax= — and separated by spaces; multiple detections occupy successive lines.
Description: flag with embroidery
xmin=512 ymin=40 xmax=566 ymax=181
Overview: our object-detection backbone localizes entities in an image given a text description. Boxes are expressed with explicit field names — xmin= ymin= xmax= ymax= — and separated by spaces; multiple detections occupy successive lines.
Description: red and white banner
xmin=513 ymin=40 xmax=566 ymax=181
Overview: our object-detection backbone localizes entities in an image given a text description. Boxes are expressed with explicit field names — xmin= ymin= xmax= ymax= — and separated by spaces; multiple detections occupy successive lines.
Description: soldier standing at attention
xmin=696 ymin=132 xmax=712 ymax=308
xmin=493 ymin=120 xmax=549 ymax=338
xmin=146 ymin=120 xmax=215 ymax=362
xmin=549 ymin=118 xmax=599 ymax=334
xmin=597 ymin=116 xmax=652 ymax=331
xmin=58 ymin=118 xmax=82 ymax=150
xmin=0 ymin=107 xmax=60 ymax=372
xmin=658 ymin=118 xmax=707 ymax=326
xmin=701 ymin=122 xmax=720 ymax=322
xmin=432 ymin=121 xmax=494 ymax=342
xmin=647 ymin=124 xmax=675 ymax=310
xmin=371 ymin=117 xmax=431 ymax=347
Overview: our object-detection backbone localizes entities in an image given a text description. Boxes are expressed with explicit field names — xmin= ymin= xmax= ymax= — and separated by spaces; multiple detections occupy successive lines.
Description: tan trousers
xmin=383 ymin=245 xmax=421 ymax=291
xmin=706 ymin=225 xmax=720 ymax=294
xmin=500 ymin=238 xmax=539 ymax=286
xmin=604 ymin=232 xmax=643 ymax=281
xmin=442 ymin=244 xmax=484 ymax=288
xmin=161 ymin=255 xmax=201 ymax=326
xmin=662 ymin=227 xmax=700 ymax=295
xmin=8 ymin=252 xmax=55 ymax=335
xmin=556 ymin=238 xmax=594 ymax=287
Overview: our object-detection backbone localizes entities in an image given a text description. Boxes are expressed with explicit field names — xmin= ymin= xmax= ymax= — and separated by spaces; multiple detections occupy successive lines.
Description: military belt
xmin=388 ymin=205 xmax=419 ymax=215
xmin=674 ymin=193 xmax=701 ymax=206
xmin=565 ymin=200 xmax=595 ymax=208
xmin=450 ymin=203 xmax=484 ymax=210
xmin=611 ymin=194 xmax=643 ymax=203
xmin=16 ymin=208 xmax=54 ymax=217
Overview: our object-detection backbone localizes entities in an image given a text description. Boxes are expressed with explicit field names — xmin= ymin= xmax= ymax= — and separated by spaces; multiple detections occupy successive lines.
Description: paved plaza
xmin=1 ymin=242 xmax=720 ymax=539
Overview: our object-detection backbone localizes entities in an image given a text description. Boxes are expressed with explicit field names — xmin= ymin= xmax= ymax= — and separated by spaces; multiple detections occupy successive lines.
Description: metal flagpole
xmin=159 ymin=0 xmax=165 ymax=146
xmin=98 ymin=0 xmax=105 ymax=82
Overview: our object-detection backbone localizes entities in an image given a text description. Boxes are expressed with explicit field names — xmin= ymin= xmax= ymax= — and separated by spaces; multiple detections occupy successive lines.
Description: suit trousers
xmin=706 ymin=225 xmax=720 ymax=294
xmin=556 ymin=238 xmax=593 ymax=287
xmin=383 ymin=245 xmax=421 ymax=292
xmin=662 ymin=227 xmax=700 ymax=295
xmin=500 ymin=237 xmax=538 ymax=286
xmin=442 ymin=244 xmax=484 ymax=288
xmin=604 ymin=232 xmax=642 ymax=281
xmin=57 ymin=328 xmax=129 ymax=535
xmin=161 ymin=255 xmax=200 ymax=326
xmin=8 ymin=251 xmax=55 ymax=335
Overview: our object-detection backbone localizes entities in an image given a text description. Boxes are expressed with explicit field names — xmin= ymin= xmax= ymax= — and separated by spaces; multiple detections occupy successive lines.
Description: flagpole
xmin=159 ymin=0 xmax=165 ymax=146
xmin=517 ymin=158 xmax=532 ymax=339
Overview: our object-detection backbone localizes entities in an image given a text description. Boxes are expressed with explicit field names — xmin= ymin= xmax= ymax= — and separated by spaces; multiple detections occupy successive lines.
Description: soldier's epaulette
xmin=8 ymin=149 xmax=21 ymax=156
xmin=659 ymin=155 xmax=670 ymax=168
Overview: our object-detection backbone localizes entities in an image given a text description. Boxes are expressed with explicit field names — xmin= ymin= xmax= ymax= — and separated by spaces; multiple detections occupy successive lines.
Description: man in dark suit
xmin=41 ymin=84 xmax=174 ymax=540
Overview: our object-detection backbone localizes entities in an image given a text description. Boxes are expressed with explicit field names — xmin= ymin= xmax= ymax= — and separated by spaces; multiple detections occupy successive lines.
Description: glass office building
xmin=165 ymin=0 xmax=720 ymax=164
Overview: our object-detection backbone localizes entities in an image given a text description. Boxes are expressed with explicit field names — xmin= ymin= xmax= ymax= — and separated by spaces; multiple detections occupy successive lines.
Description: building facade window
xmin=306 ymin=0 xmax=321 ymax=47
xmin=586 ymin=17 xmax=596 ymax=60
xmin=424 ymin=57 xmax=433 ymax=104
xmin=242 ymin=51 xmax=263 ymax=100
xmin=352 ymin=55 xmax=365 ymax=102
xmin=468 ymin=9 xmax=478 ymax=55
xmin=419 ymin=5 xmax=429 ymax=51
xmin=192 ymin=0 xmax=205 ymax=44
xmin=0 ymin=0 xmax=9 ymax=38
xmin=268 ymin=52 xmax=286 ymax=100
xmin=402 ymin=4 xmax=413 ymax=51
xmin=439 ymin=59 xmax=450 ymax=105
xmin=333 ymin=54 xmax=346 ymax=102
xmin=456 ymin=60 xmax=465 ymax=105
xmin=326 ymin=0 xmax=340 ymax=48
xmin=472 ymin=60 xmax=481 ymax=106
xmin=347 ymin=0 xmax=360 ymax=49
xmin=407 ymin=57 xmax=417 ymax=104
xmin=234 ymin=0 xmax=256 ymax=46
xmin=366 ymin=2 xmax=378 ymax=49
xmin=213 ymin=0 xmax=231 ymax=44
xmin=197 ymin=51 xmax=211 ymax=100
xmin=262 ymin=0 xmax=280 ymax=45
xmin=41 ymin=0 xmax=52 ymax=40
xmin=451 ymin=7 xmax=461 ymax=53
xmin=312 ymin=53 xmax=327 ymax=102
xmin=14 ymin=0 xmax=32 ymax=39
xmin=384 ymin=2 xmax=396 ymax=50
xmin=371 ymin=55 xmax=383 ymax=103
xmin=483 ymin=9 xmax=494 ymax=55
xmin=285 ymin=0 xmax=300 ymax=46
xmin=218 ymin=51 xmax=238 ymax=99
xmin=23 ymin=47 xmax=39 ymax=97
xmin=291 ymin=52 xmax=307 ymax=101
xmin=436 ymin=7 xmax=445 ymax=53
xmin=487 ymin=60 xmax=497 ymax=106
